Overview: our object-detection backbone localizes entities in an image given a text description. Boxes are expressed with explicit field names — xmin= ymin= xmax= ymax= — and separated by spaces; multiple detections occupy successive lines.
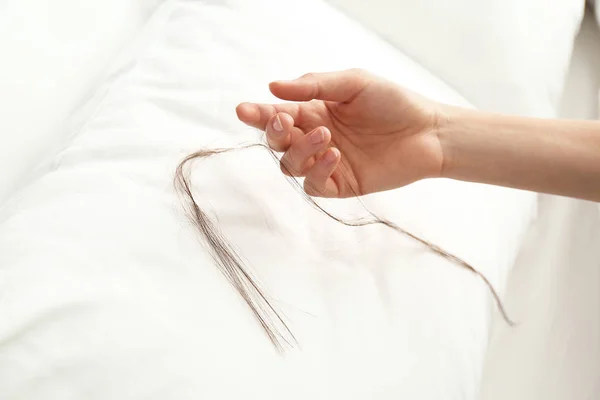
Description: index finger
xmin=236 ymin=102 xmax=301 ymax=130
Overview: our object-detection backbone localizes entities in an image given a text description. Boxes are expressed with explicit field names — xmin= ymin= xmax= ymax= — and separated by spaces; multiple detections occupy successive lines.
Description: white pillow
xmin=0 ymin=0 xmax=165 ymax=204
xmin=0 ymin=1 xmax=536 ymax=399
xmin=326 ymin=0 xmax=585 ymax=117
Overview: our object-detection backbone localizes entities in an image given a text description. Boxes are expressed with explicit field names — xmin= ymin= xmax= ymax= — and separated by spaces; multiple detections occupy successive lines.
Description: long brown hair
xmin=175 ymin=142 xmax=513 ymax=353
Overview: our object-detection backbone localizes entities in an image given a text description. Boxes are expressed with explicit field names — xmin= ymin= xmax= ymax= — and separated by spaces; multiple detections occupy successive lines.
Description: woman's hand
xmin=236 ymin=69 xmax=446 ymax=198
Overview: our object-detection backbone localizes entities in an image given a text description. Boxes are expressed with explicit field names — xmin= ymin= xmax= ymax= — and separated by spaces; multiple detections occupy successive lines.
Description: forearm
xmin=439 ymin=107 xmax=600 ymax=202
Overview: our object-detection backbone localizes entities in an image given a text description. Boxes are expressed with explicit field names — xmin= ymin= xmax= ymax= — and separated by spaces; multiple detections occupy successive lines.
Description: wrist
xmin=434 ymin=105 xmax=600 ymax=201
xmin=435 ymin=105 xmax=474 ymax=180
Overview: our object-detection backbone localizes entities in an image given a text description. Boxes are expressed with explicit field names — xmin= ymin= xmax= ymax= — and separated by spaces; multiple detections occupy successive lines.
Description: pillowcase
xmin=0 ymin=0 xmax=165 ymax=205
xmin=0 ymin=0 xmax=536 ymax=399
xmin=326 ymin=0 xmax=585 ymax=117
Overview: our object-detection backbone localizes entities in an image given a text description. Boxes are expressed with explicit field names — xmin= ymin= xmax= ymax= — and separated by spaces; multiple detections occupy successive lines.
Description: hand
xmin=236 ymin=69 xmax=446 ymax=198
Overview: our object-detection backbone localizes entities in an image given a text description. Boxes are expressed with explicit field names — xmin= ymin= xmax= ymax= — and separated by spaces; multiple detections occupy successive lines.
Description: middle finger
xmin=280 ymin=126 xmax=331 ymax=177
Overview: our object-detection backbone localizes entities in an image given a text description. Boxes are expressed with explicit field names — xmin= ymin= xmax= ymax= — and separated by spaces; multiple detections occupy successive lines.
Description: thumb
xmin=269 ymin=69 xmax=369 ymax=103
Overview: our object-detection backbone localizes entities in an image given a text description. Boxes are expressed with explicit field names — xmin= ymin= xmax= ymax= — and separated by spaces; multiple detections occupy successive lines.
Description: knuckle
xmin=304 ymin=180 xmax=324 ymax=197
xmin=288 ymin=144 xmax=306 ymax=166
xmin=310 ymin=81 xmax=321 ymax=99
xmin=300 ymin=73 xmax=320 ymax=98
xmin=280 ymin=159 xmax=301 ymax=177
xmin=266 ymin=137 xmax=285 ymax=152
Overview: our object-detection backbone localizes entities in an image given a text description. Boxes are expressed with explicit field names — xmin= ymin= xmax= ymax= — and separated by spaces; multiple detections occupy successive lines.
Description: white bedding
xmin=481 ymin=11 xmax=600 ymax=400
xmin=0 ymin=0 xmax=536 ymax=398
xmin=0 ymin=0 xmax=163 ymax=204
xmin=326 ymin=0 xmax=584 ymax=117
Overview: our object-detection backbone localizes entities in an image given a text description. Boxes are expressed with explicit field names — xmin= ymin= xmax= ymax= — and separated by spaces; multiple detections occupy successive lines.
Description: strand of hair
xmin=175 ymin=140 xmax=515 ymax=353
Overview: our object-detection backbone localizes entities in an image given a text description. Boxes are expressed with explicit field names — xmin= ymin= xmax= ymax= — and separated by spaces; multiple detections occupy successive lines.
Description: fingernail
xmin=272 ymin=115 xmax=283 ymax=132
xmin=309 ymin=128 xmax=325 ymax=144
xmin=324 ymin=148 xmax=339 ymax=163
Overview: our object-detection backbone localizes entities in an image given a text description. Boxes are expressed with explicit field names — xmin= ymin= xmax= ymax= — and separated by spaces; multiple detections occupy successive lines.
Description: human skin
xmin=236 ymin=69 xmax=600 ymax=202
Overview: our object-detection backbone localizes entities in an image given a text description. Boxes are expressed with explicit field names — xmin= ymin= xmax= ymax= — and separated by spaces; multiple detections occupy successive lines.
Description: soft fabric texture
xmin=482 ymin=11 xmax=600 ymax=400
xmin=0 ymin=1 xmax=536 ymax=399
xmin=0 ymin=0 xmax=164 ymax=204
xmin=326 ymin=0 xmax=585 ymax=117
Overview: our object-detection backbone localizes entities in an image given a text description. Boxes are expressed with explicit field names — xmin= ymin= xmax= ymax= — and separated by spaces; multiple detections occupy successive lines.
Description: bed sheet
xmin=0 ymin=1 xmax=537 ymax=399
xmin=0 ymin=0 xmax=164 ymax=205
xmin=325 ymin=0 xmax=584 ymax=117
xmin=481 ymin=11 xmax=600 ymax=400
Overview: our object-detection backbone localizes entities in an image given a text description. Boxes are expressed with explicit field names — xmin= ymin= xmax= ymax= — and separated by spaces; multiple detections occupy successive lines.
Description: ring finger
xmin=280 ymin=126 xmax=331 ymax=177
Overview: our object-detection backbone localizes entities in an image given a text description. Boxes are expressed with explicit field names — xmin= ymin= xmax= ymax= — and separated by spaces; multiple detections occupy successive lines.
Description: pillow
xmin=0 ymin=0 xmax=165 ymax=205
xmin=0 ymin=0 xmax=536 ymax=399
xmin=326 ymin=0 xmax=585 ymax=117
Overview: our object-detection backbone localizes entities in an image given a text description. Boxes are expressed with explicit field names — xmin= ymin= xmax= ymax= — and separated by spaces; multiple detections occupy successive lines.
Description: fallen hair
xmin=175 ymin=142 xmax=514 ymax=353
